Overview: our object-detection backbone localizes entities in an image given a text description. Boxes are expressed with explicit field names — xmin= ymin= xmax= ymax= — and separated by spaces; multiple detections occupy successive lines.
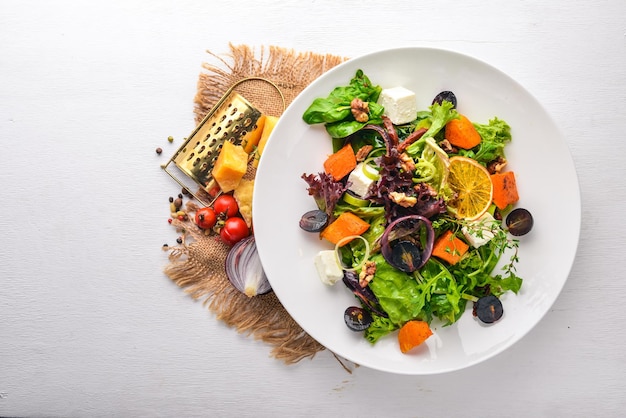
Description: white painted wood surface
xmin=1 ymin=0 xmax=625 ymax=416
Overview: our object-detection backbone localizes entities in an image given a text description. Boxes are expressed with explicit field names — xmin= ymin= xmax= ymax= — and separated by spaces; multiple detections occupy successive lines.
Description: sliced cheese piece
xmin=253 ymin=115 xmax=279 ymax=168
xmin=462 ymin=212 xmax=499 ymax=248
xmin=234 ymin=179 xmax=254 ymax=228
xmin=347 ymin=162 xmax=375 ymax=197
xmin=242 ymin=114 xmax=266 ymax=154
xmin=212 ymin=141 xmax=248 ymax=193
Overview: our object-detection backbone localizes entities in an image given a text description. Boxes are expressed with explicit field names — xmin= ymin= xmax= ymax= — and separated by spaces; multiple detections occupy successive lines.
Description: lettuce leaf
xmin=405 ymin=101 xmax=459 ymax=156
xmin=367 ymin=254 xmax=465 ymax=329
xmin=458 ymin=117 xmax=512 ymax=164
xmin=367 ymin=254 xmax=426 ymax=326
xmin=364 ymin=315 xmax=397 ymax=344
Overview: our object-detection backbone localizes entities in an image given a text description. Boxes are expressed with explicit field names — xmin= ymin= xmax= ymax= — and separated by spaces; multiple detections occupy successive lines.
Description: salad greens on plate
xmin=299 ymin=70 xmax=532 ymax=352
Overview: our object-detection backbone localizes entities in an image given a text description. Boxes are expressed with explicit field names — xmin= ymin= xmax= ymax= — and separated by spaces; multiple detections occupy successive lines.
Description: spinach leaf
xmin=325 ymin=120 xmax=366 ymax=139
xmin=302 ymin=70 xmax=383 ymax=138
xmin=302 ymin=97 xmax=351 ymax=124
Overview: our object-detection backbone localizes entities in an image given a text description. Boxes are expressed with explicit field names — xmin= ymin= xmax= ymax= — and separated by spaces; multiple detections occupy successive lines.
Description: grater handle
xmin=227 ymin=77 xmax=286 ymax=112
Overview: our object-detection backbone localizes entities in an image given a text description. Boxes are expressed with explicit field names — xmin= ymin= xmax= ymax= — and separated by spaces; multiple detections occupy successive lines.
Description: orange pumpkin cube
xmin=491 ymin=171 xmax=520 ymax=210
xmin=323 ymin=143 xmax=357 ymax=181
xmin=432 ymin=230 xmax=469 ymax=265
xmin=320 ymin=212 xmax=370 ymax=246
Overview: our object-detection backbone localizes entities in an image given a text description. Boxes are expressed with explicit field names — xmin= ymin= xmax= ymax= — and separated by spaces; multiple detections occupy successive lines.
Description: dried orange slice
xmin=446 ymin=156 xmax=493 ymax=220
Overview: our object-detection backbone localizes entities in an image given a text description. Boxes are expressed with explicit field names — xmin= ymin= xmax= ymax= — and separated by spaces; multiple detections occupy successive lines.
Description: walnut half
xmin=359 ymin=260 xmax=377 ymax=287
xmin=355 ymin=144 xmax=373 ymax=162
xmin=350 ymin=97 xmax=370 ymax=123
xmin=487 ymin=156 xmax=507 ymax=174
xmin=399 ymin=152 xmax=416 ymax=172
xmin=389 ymin=191 xmax=418 ymax=208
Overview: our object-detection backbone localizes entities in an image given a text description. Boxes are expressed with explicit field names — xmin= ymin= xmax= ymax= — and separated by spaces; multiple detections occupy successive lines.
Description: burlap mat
xmin=164 ymin=44 xmax=348 ymax=365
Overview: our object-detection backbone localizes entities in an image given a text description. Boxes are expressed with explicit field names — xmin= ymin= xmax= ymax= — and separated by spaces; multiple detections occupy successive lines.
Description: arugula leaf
xmin=360 ymin=214 xmax=387 ymax=250
xmin=363 ymin=214 xmax=523 ymax=342
xmin=303 ymin=97 xmax=351 ymax=124
xmin=333 ymin=203 xmax=385 ymax=220
xmin=447 ymin=224 xmax=523 ymax=297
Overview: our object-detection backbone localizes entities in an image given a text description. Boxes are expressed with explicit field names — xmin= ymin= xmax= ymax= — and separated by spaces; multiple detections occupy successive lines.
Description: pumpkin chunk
xmin=320 ymin=212 xmax=370 ymax=246
xmin=445 ymin=114 xmax=482 ymax=149
xmin=323 ymin=143 xmax=357 ymax=181
xmin=491 ymin=171 xmax=519 ymax=210
xmin=432 ymin=230 xmax=469 ymax=265
xmin=398 ymin=320 xmax=433 ymax=354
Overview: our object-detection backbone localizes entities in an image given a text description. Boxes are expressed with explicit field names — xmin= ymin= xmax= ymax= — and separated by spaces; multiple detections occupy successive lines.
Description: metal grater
xmin=161 ymin=77 xmax=284 ymax=206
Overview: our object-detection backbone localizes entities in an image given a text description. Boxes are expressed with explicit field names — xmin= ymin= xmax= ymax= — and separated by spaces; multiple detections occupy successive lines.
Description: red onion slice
xmin=380 ymin=215 xmax=434 ymax=272
xmin=225 ymin=236 xmax=272 ymax=297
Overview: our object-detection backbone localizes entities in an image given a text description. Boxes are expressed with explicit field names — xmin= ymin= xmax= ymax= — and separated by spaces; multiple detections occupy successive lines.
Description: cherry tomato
xmin=208 ymin=184 xmax=221 ymax=198
xmin=213 ymin=194 xmax=239 ymax=218
xmin=220 ymin=217 xmax=249 ymax=245
xmin=195 ymin=207 xmax=217 ymax=229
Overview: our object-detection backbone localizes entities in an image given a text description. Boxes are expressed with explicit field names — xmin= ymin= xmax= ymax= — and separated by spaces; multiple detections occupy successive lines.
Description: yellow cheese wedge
xmin=212 ymin=141 xmax=248 ymax=193
xmin=253 ymin=115 xmax=279 ymax=167
xmin=234 ymin=179 xmax=254 ymax=228
xmin=242 ymin=114 xmax=266 ymax=154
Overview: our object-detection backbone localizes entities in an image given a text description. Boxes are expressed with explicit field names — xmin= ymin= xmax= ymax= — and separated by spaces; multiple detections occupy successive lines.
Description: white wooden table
xmin=1 ymin=1 xmax=625 ymax=416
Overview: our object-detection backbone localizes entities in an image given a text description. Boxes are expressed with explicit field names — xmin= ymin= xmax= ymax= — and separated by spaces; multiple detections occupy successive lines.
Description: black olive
xmin=390 ymin=240 xmax=422 ymax=273
xmin=474 ymin=295 xmax=504 ymax=324
xmin=299 ymin=209 xmax=329 ymax=232
xmin=344 ymin=306 xmax=373 ymax=332
xmin=432 ymin=91 xmax=457 ymax=108
xmin=506 ymin=208 xmax=534 ymax=236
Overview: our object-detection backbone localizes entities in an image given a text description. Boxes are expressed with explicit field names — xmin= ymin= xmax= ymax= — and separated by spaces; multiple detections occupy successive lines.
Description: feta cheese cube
xmin=378 ymin=86 xmax=417 ymax=125
xmin=462 ymin=213 xmax=499 ymax=248
xmin=347 ymin=162 xmax=375 ymax=197
xmin=314 ymin=250 xmax=344 ymax=285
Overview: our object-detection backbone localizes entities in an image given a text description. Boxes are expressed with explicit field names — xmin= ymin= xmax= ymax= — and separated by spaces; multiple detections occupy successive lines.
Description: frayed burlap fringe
xmin=193 ymin=43 xmax=347 ymax=123
xmin=163 ymin=45 xmax=348 ymax=365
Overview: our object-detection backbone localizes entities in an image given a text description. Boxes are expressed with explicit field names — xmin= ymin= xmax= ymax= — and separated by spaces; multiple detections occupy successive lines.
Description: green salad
xmin=298 ymin=70 xmax=533 ymax=350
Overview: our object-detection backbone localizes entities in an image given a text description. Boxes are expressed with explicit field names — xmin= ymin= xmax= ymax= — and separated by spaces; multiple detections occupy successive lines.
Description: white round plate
xmin=253 ymin=47 xmax=580 ymax=374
